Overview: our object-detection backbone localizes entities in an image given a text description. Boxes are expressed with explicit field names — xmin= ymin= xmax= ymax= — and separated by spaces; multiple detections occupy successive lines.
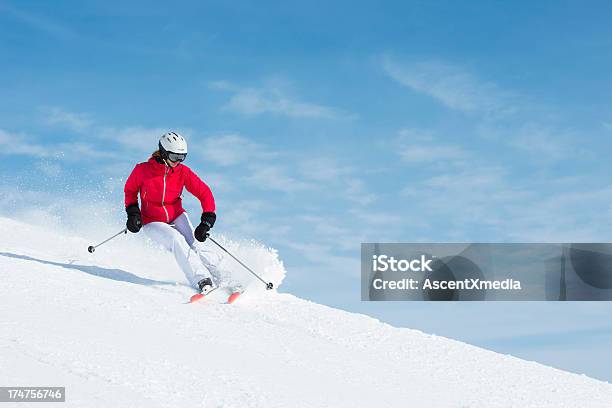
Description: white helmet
xmin=159 ymin=132 xmax=188 ymax=162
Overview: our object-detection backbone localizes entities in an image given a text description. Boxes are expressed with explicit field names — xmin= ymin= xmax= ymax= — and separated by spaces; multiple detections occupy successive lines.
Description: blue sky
xmin=2 ymin=0 xmax=612 ymax=381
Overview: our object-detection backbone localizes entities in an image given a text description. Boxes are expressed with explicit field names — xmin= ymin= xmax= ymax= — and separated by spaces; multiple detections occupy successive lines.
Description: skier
xmin=124 ymin=132 xmax=219 ymax=294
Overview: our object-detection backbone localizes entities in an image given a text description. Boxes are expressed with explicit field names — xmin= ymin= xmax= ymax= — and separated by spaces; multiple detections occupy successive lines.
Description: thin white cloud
xmin=479 ymin=123 xmax=582 ymax=162
xmin=245 ymin=164 xmax=314 ymax=193
xmin=347 ymin=207 xmax=403 ymax=227
xmin=211 ymin=80 xmax=349 ymax=119
xmin=43 ymin=107 xmax=92 ymax=132
xmin=395 ymin=128 xmax=469 ymax=165
xmin=198 ymin=172 xmax=234 ymax=193
xmin=224 ymin=88 xmax=337 ymax=118
xmin=0 ymin=129 xmax=50 ymax=158
xmin=219 ymin=199 xmax=289 ymax=239
xmin=208 ymin=80 xmax=236 ymax=91
xmin=381 ymin=56 xmax=517 ymax=117
xmin=299 ymin=157 xmax=353 ymax=181
xmin=0 ymin=2 xmax=74 ymax=40
xmin=297 ymin=156 xmax=378 ymax=206
xmin=97 ymin=126 xmax=169 ymax=155
xmin=384 ymin=58 xmax=585 ymax=165
xmin=420 ymin=165 xmax=506 ymax=189
xmin=509 ymin=125 xmax=575 ymax=161
xmin=283 ymin=239 xmax=359 ymax=277
xmin=397 ymin=128 xmax=435 ymax=142
xmin=56 ymin=142 xmax=116 ymax=160
xmin=399 ymin=155 xmax=612 ymax=242
xmin=390 ymin=123 xmax=589 ymax=240
xmin=197 ymin=134 xmax=274 ymax=166
xmin=344 ymin=178 xmax=377 ymax=206
xmin=0 ymin=128 xmax=115 ymax=161
xmin=39 ymin=107 xmax=170 ymax=159
xmin=399 ymin=144 xmax=467 ymax=164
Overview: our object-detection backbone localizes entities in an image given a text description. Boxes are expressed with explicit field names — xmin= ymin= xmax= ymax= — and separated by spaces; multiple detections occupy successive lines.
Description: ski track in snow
xmin=1 ymin=216 xmax=611 ymax=407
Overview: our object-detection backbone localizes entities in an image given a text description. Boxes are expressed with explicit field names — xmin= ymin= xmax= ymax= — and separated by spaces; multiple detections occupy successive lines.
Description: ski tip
xmin=227 ymin=292 xmax=242 ymax=304
xmin=189 ymin=293 xmax=205 ymax=303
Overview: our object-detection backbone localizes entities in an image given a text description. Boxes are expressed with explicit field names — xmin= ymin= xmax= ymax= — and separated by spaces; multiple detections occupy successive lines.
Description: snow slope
xmin=1 ymin=216 xmax=612 ymax=408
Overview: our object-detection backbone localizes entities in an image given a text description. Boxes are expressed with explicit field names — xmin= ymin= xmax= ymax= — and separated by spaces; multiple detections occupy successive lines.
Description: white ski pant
xmin=142 ymin=212 xmax=221 ymax=288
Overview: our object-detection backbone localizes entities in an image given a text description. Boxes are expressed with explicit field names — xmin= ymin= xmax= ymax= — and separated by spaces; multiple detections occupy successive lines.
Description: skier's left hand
xmin=194 ymin=212 xmax=216 ymax=242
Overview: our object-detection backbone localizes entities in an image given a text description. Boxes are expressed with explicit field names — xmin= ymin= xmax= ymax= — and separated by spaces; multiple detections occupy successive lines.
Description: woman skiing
xmin=124 ymin=132 xmax=218 ymax=293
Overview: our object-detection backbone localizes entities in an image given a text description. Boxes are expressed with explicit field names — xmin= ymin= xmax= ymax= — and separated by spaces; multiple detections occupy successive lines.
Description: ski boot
xmin=197 ymin=277 xmax=214 ymax=294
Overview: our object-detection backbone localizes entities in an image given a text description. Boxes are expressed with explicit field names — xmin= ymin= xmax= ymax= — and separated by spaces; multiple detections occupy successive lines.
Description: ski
xmin=189 ymin=292 xmax=206 ymax=303
xmin=188 ymin=286 xmax=243 ymax=304
xmin=227 ymin=291 xmax=241 ymax=304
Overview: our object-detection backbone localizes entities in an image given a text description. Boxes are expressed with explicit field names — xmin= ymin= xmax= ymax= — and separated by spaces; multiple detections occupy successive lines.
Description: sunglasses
xmin=167 ymin=152 xmax=187 ymax=162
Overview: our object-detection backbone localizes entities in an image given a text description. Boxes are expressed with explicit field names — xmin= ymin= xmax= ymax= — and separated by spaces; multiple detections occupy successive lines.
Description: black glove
xmin=126 ymin=204 xmax=142 ymax=233
xmin=194 ymin=212 xmax=216 ymax=242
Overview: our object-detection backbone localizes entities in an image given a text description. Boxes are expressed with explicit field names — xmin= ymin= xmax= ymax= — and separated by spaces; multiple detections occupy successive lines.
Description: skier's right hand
xmin=126 ymin=203 xmax=142 ymax=233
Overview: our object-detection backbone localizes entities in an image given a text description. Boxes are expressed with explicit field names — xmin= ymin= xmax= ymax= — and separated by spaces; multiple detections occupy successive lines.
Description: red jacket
xmin=124 ymin=157 xmax=215 ymax=225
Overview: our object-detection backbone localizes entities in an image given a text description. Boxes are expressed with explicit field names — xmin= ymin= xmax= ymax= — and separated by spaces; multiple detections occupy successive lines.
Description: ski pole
xmin=87 ymin=228 xmax=128 ymax=253
xmin=206 ymin=234 xmax=274 ymax=290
